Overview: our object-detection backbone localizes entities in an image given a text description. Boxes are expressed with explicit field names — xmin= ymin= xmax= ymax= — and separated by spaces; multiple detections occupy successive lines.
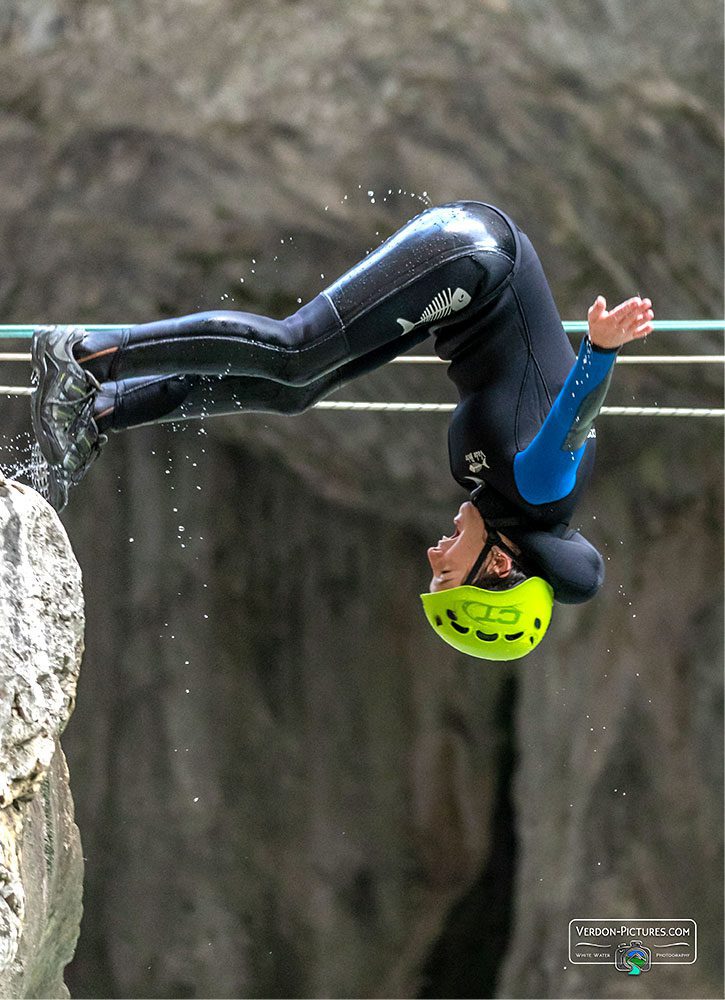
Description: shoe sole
xmin=30 ymin=440 xmax=68 ymax=512
xmin=31 ymin=327 xmax=65 ymax=465
xmin=31 ymin=327 xmax=108 ymax=510
xmin=30 ymin=328 xmax=73 ymax=509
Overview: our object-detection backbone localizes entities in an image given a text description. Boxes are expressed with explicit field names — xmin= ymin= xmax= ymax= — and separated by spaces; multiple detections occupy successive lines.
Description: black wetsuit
xmin=79 ymin=202 xmax=615 ymax=600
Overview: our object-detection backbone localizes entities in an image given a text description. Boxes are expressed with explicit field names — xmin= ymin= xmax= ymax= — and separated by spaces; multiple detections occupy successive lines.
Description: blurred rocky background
xmin=0 ymin=0 xmax=722 ymax=997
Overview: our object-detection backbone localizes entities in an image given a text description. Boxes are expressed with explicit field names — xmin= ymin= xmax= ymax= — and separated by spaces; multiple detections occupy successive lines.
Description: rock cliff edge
xmin=0 ymin=478 xmax=83 ymax=999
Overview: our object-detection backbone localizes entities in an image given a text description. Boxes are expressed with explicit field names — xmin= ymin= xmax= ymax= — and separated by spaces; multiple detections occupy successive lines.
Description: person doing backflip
xmin=31 ymin=201 xmax=654 ymax=661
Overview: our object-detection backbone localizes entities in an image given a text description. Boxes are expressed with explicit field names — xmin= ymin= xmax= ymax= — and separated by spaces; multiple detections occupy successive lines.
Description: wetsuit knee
xmin=278 ymin=295 xmax=350 ymax=386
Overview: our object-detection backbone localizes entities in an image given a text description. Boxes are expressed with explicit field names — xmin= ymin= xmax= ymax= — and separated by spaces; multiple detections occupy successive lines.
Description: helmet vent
xmin=534 ymin=618 xmax=542 ymax=629
xmin=450 ymin=621 xmax=470 ymax=635
xmin=505 ymin=632 xmax=524 ymax=641
xmin=475 ymin=631 xmax=498 ymax=642
xmin=434 ymin=615 xmax=443 ymax=627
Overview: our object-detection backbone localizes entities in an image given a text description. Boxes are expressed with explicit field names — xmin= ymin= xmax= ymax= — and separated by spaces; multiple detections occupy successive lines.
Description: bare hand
xmin=587 ymin=295 xmax=654 ymax=350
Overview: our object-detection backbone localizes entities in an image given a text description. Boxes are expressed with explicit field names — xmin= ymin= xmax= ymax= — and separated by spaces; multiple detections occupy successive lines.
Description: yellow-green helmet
xmin=420 ymin=576 xmax=554 ymax=661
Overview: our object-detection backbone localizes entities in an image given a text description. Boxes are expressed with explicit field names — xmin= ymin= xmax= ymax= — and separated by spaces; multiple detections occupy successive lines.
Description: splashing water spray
xmin=0 ymin=186 xmax=435 ymax=507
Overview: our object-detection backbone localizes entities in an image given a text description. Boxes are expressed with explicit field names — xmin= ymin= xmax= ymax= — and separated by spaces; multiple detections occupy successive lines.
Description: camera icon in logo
xmin=615 ymin=940 xmax=651 ymax=976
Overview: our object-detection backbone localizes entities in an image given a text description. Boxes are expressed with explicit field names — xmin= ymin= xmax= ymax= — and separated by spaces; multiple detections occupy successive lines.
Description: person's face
xmin=427 ymin=501 xmax=489 ymax=592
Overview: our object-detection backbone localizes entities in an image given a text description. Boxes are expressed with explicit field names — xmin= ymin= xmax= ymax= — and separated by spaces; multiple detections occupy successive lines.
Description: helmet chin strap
xmin=463 ymin=529 xmax=501 ymax=586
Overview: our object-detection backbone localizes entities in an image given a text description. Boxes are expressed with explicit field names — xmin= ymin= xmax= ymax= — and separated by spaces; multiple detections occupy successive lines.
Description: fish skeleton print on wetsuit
xmin=31 ymin=201 xmax=654 ymax=660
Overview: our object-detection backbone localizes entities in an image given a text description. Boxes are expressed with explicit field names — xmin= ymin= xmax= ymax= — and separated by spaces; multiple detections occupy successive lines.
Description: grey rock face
xmin=0 ymin=480 xmax=83 ymax=998
xmin=0 ymin=480 xmax=82 ymax=805
xmin=61 ymin=439 xmax=512 ymax=999
xmin=0 ymin=1 xmax=721 ymax=998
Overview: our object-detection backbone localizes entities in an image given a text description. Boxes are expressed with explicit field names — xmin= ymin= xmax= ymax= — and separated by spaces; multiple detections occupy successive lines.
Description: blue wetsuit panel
xmin=513 ymin=337 xmax=617 ymax=504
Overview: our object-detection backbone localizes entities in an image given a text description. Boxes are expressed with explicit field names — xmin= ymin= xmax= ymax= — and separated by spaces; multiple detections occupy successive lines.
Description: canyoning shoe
xmin=30 ymin=326 xmax=108 ymax=511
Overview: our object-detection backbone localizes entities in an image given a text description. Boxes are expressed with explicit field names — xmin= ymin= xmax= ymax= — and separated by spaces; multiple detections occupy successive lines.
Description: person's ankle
xmin=92 ymin=387 xmax=116 ymax=432
xmin=72 ymin=332 xmax=119 ymax=381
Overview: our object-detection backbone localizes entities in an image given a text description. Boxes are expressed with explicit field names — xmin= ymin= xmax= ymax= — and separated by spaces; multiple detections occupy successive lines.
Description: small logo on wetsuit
xmin=397 ymin=287 xmax=471 ymax=334
xmin=466 ymin=449 xmax=489 ymax=473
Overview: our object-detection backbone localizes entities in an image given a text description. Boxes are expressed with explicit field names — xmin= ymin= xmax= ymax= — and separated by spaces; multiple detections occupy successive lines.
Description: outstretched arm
xmin=514 ymin=296 xmax=655 ymax=505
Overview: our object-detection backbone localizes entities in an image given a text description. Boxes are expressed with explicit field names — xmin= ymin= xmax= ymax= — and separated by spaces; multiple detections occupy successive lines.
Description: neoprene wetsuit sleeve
xmin=513 ymin=336 xmax=618 ymax=504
